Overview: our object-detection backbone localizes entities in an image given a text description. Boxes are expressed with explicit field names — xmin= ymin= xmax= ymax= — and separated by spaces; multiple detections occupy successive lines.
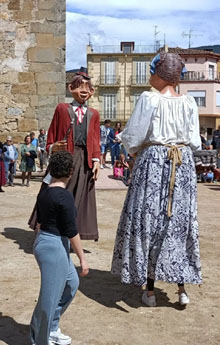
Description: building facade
xmin=87 ymin=42 xmax=155 ymax=126
xmin=172 ymin=48 xmax=220 ymax=138
xmin=87 ymin=44 xmax=220 ymax=137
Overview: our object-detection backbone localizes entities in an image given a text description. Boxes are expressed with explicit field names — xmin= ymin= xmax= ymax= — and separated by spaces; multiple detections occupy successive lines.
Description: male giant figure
xmin=29 ymin=67 xmax=100 ymax=240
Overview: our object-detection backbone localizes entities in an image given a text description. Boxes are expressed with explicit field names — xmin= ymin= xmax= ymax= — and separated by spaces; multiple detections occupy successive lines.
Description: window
xmin=104 ymin=61 xmax=116 ymax=84
xmin=123 ymin=44 xmax=132 ymax=54
xmin=121 ymin=42 xmax=134 ymax=54
xmin=209 ymin=65 xmax=214 ymax=80
xmin=187 ymin=90 xmax=206 ymax=107
xmin=136 ymin=61 xmax=147 ymax=84
xmin=216 ymin=91 xmax=220 ymax=107
xmin=103 ymin=94 xmax=116 ymax=119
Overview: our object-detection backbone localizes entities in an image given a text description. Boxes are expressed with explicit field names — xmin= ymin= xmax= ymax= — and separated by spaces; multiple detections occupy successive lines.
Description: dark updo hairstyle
xmin=155 ymin=52 xmax=185 ymax=84
xmin=49 ymin=151 xmax=73 ymax=178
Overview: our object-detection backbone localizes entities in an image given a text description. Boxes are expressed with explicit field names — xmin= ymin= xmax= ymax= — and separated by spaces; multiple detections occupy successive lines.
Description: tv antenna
xmin=182 ymin=29 xmax=203 ymax=48
xmin=87 ymin=33 xmax=92 ymax=46
xmin=154 ymin=26 xmax=160 ymax=51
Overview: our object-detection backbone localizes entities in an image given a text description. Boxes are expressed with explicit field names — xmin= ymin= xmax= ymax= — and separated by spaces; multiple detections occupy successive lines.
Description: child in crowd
xmin=113 ymin=160 xmax=123 ymax=179
xmin=200 ymin=168 xmax=214 ymax=183
xmin=119 ymin=153 xmax=130 ymax=186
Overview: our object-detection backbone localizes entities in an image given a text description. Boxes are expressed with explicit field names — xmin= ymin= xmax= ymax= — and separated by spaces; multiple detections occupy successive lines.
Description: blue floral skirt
xmin=111 ymin=145 xmax=202 ymax=286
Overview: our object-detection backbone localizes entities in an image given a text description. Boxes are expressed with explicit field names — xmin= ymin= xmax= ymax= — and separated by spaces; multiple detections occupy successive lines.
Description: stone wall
xmin=0 ymin=0 xmax=66 ymax=143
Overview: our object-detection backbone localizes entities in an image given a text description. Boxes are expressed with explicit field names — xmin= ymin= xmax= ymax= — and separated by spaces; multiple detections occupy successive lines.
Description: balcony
xmin=98 ymin=110 xmax=132 ymax=120
xmin=182 ymin=71 xmax=220 ymax=82
xmin=129 ymin=75 xmax=151 ymax=87
xmin=96 ymin=76 xmax=121 ymax=87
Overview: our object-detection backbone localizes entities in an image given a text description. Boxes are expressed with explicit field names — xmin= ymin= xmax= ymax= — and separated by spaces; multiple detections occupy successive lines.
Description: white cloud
xmin=66 ymin=1 xmax=220 ymax=70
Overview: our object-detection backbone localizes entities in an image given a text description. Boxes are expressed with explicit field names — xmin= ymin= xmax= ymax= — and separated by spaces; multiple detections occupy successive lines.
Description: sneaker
xmin=100 ymin=164 xmax=104 ymax=169
xmin=142 ymin=291 xmax=156 ymax=307
xmin=179 ymin=292 xmax=190 ymax=306
xmin=32 ymin=340 xmax=56 ymax=345
xmin=49 ymin=328 xmax=71 ymax=345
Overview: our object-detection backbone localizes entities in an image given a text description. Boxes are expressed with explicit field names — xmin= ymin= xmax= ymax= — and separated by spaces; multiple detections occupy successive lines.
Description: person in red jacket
xmin=29 ymin=67 xmax=100 ymax=241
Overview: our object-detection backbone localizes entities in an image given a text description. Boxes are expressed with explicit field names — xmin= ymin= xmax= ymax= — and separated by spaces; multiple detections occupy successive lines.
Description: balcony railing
xmin=91 ymin=45 xmax=156 ymax=54
xmin=96 ymin=76 xmax=121 ymax=87
xmin=98 ymin=111 xmax=135 ymax=120
xmin=129 ymin=75 xmax=151 ymax=87
xmin=182 ymin=71 xmax=220 ymax=81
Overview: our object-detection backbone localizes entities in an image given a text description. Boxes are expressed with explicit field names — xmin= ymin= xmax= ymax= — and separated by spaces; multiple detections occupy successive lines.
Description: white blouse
xmin=120 ymin=91 xmax=201 ymax=154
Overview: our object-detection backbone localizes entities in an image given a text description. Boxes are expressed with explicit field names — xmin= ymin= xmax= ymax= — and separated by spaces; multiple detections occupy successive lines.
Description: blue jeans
xmin=110 ymin=143 xmax=120 ymax=166
xmin=30 ymin=231 xmax=79 ymax=345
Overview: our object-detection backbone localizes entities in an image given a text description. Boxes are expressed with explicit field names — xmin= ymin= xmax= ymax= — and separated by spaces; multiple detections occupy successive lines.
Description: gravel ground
xmin=0 ymin=179 xmax=219 ymax=345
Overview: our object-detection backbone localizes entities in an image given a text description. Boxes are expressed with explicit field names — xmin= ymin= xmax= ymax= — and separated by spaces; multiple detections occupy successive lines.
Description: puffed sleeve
xmin=120 ymin=92 xmax=156 ymax=154
xmin=188 ymin=97 xmax=202 ymax=151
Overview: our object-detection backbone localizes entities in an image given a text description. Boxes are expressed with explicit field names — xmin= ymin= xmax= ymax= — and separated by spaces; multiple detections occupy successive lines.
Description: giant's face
xmin=68 ymin=79 xmax=94 ymax=104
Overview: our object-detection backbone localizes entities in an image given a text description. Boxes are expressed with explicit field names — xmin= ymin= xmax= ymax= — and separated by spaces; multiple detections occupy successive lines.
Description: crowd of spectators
xmin=0 ymin=129 xmax=47 ymax=191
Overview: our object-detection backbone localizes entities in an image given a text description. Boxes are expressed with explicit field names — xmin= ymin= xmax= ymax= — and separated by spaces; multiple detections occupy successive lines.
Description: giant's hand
xmin=92 ymin=161 xmax=100 ymax=181
xmin=52 ymin=140 xmax=67 ymax=152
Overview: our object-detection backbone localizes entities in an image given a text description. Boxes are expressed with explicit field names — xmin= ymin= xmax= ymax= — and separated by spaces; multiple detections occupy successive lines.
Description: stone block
xmin=35 ymin=10 xmax=64 ymax=21
xmin=0 ymin=12 xmax=9 ymax=20
xmin=35 ymin=72 xmax=64 ymax=84
xmin=37 ymin=83 xmax=65 ymax=96
xmin=27 ymin=47 xmax=61 ymax=63
xmin=8 ymin=0 xmax=20 ymax=10
xmin=18 ymin=72 xmax=35 ymax=84
xmin=0 ymin=71 xmax=18 ymax=84
xmin=36 ymin=106 xmax=54 ymax=120
xmin=29 ymin=95 xmax=38 ymax=107
xmin=0 ymin=132 xmax=26 ymax=144
xmin=29 ymin=62 xmax=64 ymax=73
xmin=11 ymin=84 xmax=37 ymax=94
xmin=38 ymin=0 xmax=65 ymax=11
xmin=36 ymin=33 xmax=65 ymax=48
xmin=23 ymin=0 xmax=34 ymax=10
xmin=13 ymin=94 xmax=29 ymax=104
xmin=30 ymin=22 xmax=58 ymax=34
xmin=13 ymin=10 xmax=33 ymax=21
xmin=7 ymin=107 xmax=23 ymax=116
xmin=37 ymin=83 xmax=56 ymax=95
xmin=38 ymin=119 xmax=51 ymax=131
xmin=37 ymin=95 xmax=56 ymax=107
xmin=18 ymin=118 xmax=38 ymax=131
xmin=23 ymin=107 xmax=36 ymax=119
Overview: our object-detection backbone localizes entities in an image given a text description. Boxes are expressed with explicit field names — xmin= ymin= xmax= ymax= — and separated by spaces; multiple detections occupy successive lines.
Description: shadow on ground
xmin=1 ymin=228 xmax=91 ymax=254
xmin=0 ymin=312 xmax=30 ymax=345
xmin=77 ymin=267 xmax=186 ymax=312
xmin=1 ymin=228 xmax=35 ymax=254
xmin=208 ymin=185 xmax=220 ymax=191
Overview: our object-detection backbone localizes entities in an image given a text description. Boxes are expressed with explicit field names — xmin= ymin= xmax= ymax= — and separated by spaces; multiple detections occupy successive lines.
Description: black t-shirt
xmin=37 ymin=186 xmax=78 ymax=238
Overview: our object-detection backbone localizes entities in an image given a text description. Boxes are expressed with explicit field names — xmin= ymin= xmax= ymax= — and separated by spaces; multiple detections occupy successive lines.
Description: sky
xmin=66 ymin=0 xmax=220 ymax=71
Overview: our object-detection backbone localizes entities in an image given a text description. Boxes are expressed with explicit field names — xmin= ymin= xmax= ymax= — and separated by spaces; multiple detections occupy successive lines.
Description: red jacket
xmin=46 ymin=103 xmax=100 ymax=169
